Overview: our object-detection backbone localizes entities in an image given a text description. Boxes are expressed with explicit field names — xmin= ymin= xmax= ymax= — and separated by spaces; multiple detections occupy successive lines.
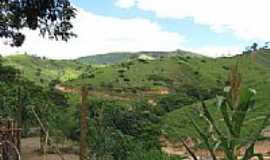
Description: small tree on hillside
xmin=183 ymin=65 xmax=270 ymax=160
xmin=250 ymin=43 xmax=258 ymax=52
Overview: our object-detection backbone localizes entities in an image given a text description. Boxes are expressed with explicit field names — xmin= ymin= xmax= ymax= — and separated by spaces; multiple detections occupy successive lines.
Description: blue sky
xmin=72 ymin=0 xmax=251 ymax=48
xmin=1 ymin=0 xmax=269 ymax=59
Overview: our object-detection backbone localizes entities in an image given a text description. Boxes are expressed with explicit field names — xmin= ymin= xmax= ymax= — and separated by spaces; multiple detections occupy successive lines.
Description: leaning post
xmin=80 ymin=86 xmax=89 ymax=160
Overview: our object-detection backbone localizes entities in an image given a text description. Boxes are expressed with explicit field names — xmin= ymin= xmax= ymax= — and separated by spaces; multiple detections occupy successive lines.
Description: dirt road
xmin=21 ymin=137 xmax=79 ymax=160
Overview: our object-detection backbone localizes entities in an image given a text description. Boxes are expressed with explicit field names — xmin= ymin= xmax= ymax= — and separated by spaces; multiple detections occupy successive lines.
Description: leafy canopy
xmin=0 ymin=0 xmax=76 ymax=46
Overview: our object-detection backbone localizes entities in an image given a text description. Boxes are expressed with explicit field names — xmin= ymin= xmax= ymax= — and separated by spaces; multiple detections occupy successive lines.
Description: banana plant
xmin=184 ymin=66 xmax=270 ymax=160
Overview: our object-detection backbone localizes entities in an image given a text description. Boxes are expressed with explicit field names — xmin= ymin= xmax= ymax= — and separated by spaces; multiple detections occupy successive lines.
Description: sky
xmin=0 ymin=0 xmax=269 ymax=59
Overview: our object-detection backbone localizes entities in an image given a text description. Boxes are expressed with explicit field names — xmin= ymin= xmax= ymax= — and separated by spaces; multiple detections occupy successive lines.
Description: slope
xmin=3 ymin=54 xmax=84 ymax=85
xmin=161 ymin=51 xmax=270 ymax=141
xmin=66 ymin=55 xmax=220 ymax=98
xmin=77 ymin=50 xmax=202 ymax=65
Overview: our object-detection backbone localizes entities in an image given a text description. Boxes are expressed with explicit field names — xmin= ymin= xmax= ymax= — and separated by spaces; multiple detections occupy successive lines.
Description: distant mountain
xmin=77 ymin=52 xmax=132 ymax=65
xmin=77 ymin=50 xmax=202 ymax=65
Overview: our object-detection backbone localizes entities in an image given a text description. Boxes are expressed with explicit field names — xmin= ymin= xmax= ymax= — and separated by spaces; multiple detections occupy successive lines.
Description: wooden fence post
xmin=16 ymin=86 xmax=22 ymax=152
xmin=80 ymin=86 xmax=89 ymax=160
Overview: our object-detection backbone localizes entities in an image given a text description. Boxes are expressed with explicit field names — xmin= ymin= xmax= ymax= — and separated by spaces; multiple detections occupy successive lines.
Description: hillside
xmin=77 ymin=50 xmax=201 ymax=65
xmin=66 ymin=55 xmax=220 ymax=98
xmin=161 ymin=51 xmax=270 ymax=141
xmin=1 ymin=50 xmax=270 ymax=159
xmin=3 ymin=54 xmax=84 ymax=85
xmin=2 ymin=50 xmax=201 ymax=86
xmin=65 ymin=50 xmax=270 ymax=142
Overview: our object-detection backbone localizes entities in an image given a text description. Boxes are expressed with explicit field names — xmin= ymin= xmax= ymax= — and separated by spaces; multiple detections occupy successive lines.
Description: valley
xmin=0 ymin=49 xmax=270 ymax=159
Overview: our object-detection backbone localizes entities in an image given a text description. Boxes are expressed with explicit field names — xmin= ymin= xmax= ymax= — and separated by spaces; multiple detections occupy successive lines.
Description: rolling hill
xmin=161 ymin=51 xmax=270 ymax=141
xmin=2 ymin=54 xmax=84 ymax=85
xmin=64 ymin=50 xmax=270 ymax=142
xmin=2 ymin=49 xmax=201 ymax=86
xmin=77 ymin=49 xmax=202 ymax=65
xmin=1 ymin=49 xmax=270 ymax=158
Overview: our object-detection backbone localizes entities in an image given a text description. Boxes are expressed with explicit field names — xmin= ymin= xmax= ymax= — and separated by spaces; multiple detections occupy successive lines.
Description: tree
xmin=0 ymin=0 xmax=76 ymax=47
xmin=250 ymin=43 xmax=258 ymax=52
xmin=262 ymin=42 xmax=269 ymax=50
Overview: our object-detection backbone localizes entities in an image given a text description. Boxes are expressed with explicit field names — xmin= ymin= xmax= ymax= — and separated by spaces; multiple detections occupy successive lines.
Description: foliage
xmin=3 ymin=54 xmax=84 ymax=85
xmin=243 ymin=42 xmax=270 ymax=54
xmin=0 ymin=0 xmax=76 ymax=46
xmin=1 ymin=49 xmax=270 ymax=159
xmin=162 ymin=52 xmax=270 ymax=141
xmin=185 ymin=66 xmax=270 ymax=160
xmin=158 ymin=92 xmax=194 ymax=112
xmin=86 ymin=99 xmax=162 ymax=160
xmin=0 ymin=61 xmax=70 ymax=137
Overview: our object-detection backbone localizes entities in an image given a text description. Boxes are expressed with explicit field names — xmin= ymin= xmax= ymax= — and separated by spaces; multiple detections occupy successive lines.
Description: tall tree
xmin=0 ymin=0 xmax=76 ymax=46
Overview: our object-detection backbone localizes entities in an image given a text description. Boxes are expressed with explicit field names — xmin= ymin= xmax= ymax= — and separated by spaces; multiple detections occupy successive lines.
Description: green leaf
xmin=188 ymin=114 xmax=217 ymax=160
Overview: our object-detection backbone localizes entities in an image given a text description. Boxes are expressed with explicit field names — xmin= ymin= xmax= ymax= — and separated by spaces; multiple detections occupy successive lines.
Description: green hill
xmin=67 ymin=55 xmax=219 ymax=94
xmin=65 ymin=50 xmax=270 ymax=142
xmin=161 ymin=51 xmax=270 ymax=141
xmin=2 ymin=50 xmax=202 ymax=86
xmin=3 ymin=54 xmax=84 ymax=85
xmin=77 ymin=50 xmax=201 ymax=65
xmin=1 ymin=49 xmax=270 ymax=159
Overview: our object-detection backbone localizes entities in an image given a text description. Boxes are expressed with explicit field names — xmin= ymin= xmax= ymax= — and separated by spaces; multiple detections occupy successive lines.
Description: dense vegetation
xmin=0 ymin=49 xmax=269 ymax=159
xmin=2 ymin=54 xmax=84 ymax=85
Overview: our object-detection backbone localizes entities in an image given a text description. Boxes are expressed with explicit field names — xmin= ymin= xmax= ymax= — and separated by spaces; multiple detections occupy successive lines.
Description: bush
xmin=222 ymin=65 xmax=229 ymax=70
xmin=158 ymin=93 xmax=194 ymax=112
xmin=87 ymin=99 xmax=162 ymax=160
xmin=201 ymin=59 xmax=206 ymax=63
xmin=194 ymin=71 xmax=200 ymax=75
xmin=148 ymin=74 xmax=172 ymax=83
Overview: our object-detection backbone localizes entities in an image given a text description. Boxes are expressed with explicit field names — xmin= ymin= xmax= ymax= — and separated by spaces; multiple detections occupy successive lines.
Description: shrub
xmin=222 ymin=65 xmax=230 ymax=70
xmin=87 ymin=100 xmax=162 ymax=160
xmin=201 ymin=59 xmax=206 ymax=63
xmin=194 ymin=71 xmax=200 ymax=75
xmin=158 ymin=93 xmax=194 ymax=113
xmin=148 ymin=74 xmax=172 ymax=83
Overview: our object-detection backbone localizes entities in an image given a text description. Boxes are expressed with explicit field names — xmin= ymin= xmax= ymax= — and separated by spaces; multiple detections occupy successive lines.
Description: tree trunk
xmin=80 ymin=86 xmax=89 ymax=160
xmin=16 ymin=86 xmax=22 ymax=152
xmin=16 ymin=86 xmax=23 ymax=126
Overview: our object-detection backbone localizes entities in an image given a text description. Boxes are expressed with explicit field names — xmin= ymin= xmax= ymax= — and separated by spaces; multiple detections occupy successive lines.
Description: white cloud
xmin=188 ymin=46 xmax=242 ymax=58
xmin=115 ymin=0 xmax=136 ymax=8
xmin=0 ymin=8 xmax=185 ymax=59
xmin=116 ymin=0 xmax=270 ymax=41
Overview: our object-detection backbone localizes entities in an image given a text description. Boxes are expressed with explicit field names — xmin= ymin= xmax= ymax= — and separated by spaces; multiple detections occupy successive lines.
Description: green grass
xmin=77 ymin=50 xmax=201 ymax=65
xmin=66 ymin=56 xmax=218 ymax=92
xmin=3 ymin=54 xmax=84 ymax=85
